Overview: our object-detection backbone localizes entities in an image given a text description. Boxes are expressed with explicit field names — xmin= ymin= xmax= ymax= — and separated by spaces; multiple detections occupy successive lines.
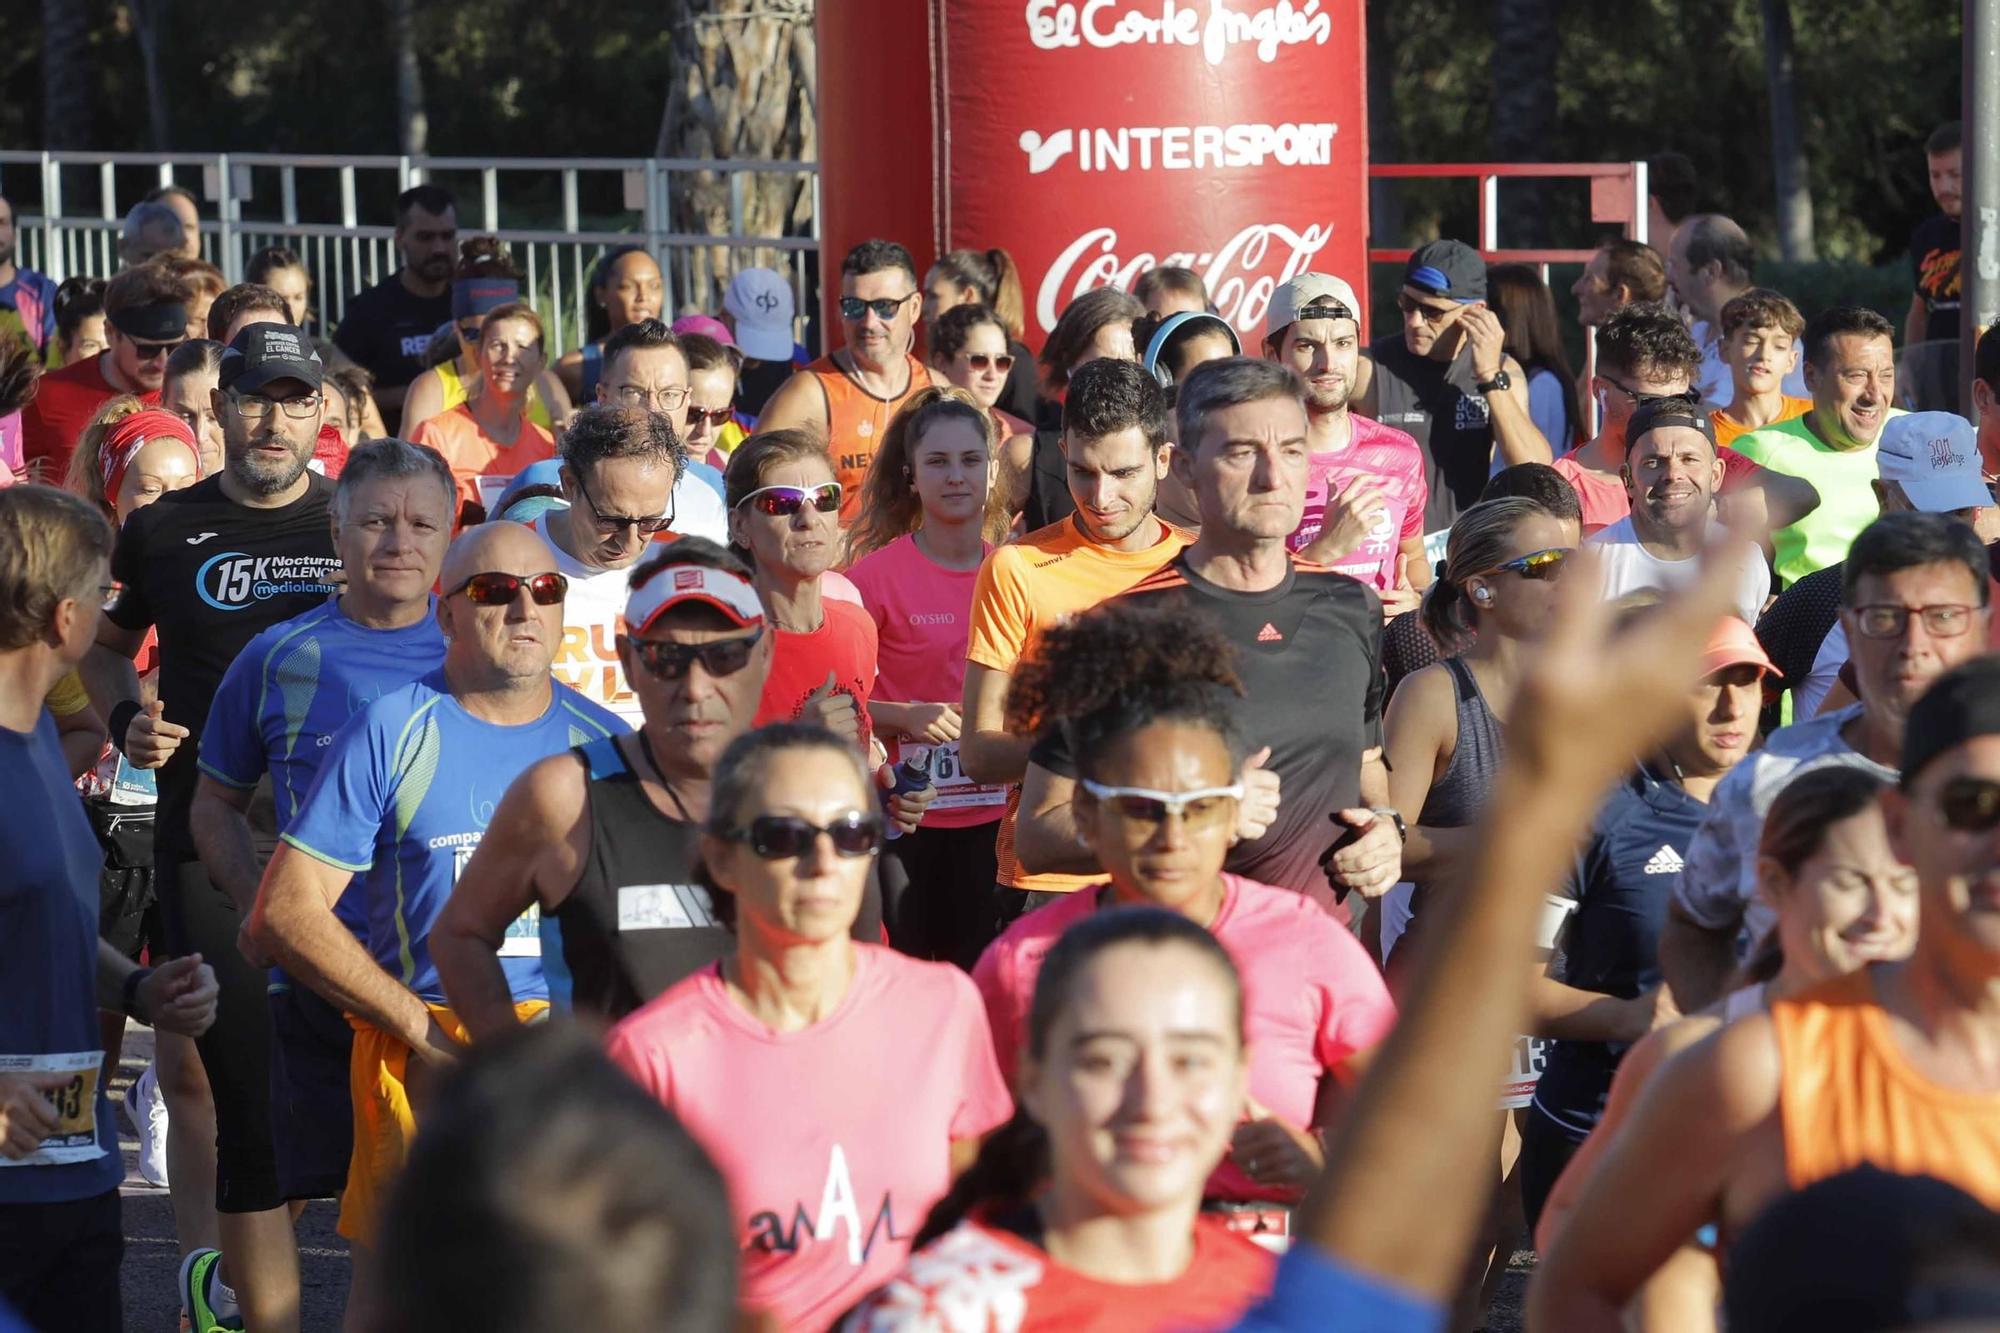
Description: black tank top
xmin=1367 ymin=333 xmax=1493 ymax=532
xmin=1023 ymin=427 xmax=1077 ymax=533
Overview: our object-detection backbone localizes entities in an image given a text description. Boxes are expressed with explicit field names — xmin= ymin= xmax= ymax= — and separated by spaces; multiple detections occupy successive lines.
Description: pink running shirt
xmin=1287 ymin=414 xmax=1428 ymax=590
xmin=846 ymin=533 xmax=1006 ymax=828
xmin=1549 ymin=454 xmax=1629 ymax=535
xmin=972 ymin=875 xmax=1396 ymax=1203
xmin=606 ymin=944 xmax=1013 ymax=1330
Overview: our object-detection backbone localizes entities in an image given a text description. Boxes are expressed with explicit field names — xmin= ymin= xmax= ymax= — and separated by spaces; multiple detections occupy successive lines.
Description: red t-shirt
xmin=754 ymin=594 xmax=880 ymax=752
xmin=844 ymin=1214 xmax=1274 ymax=1332
xmin=20 ymin=355 xmax=158 ymax=483
xmin=311 ymin=424 xmax=349 ymax=479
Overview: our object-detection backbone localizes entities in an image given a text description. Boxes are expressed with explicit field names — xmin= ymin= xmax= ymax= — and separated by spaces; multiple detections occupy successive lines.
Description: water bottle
xmin=883 ymin=747 xmax=934 ymax=841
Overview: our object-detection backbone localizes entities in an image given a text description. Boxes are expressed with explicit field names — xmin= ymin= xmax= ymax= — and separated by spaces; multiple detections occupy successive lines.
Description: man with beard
xmin=81 ymin=323 xmax=342 ymax=1333
xmin=1263 ymin=273 xmax=1431 ymax=615
xmin=1590 ymin=397 xmax=1770 ymax=623
xmin=332 ymin=185 xmax=458 ymax=433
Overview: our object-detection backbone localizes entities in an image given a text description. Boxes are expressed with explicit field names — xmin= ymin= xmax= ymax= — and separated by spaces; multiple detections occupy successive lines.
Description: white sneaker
xmin=122 ymin=1060 xmax=170 ymax=1188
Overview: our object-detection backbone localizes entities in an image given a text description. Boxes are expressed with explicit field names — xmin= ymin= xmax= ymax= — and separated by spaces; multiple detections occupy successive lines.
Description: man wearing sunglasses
xmin=1536 ymin=655 xmax=2000 ymax=1328
xmin=247 ymin=521 xmax=625 ymax=1255
xmin=1664 ymin=512 xmax=1992 ymax=1011
xmin=22 ymin=261 xmax=194 ymax=482
xmin=1351 ymin=239 xmax=1550 ymax=535
xmin=758 ymin=239 xmax=944 ymax=525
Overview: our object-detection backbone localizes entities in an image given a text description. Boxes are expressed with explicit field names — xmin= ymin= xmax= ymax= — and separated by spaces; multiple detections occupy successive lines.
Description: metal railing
xmin=0 ymin=151 xmax=821 ymax=357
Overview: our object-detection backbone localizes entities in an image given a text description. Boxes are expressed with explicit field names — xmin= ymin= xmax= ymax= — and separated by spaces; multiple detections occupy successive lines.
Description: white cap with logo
xmin=1266 ymin=273 xmax=1362 ymax=343
xmin=723 ymin=268 xmax=797 ymax=363
xmin=1876 ymin=411 xmax=1989 ymax=514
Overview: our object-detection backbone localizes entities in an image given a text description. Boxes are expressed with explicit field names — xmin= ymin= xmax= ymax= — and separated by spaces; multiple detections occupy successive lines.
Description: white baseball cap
xmin=1266 ymin=273 xmax=1362 ymax=343
xmin=1876 ymin=412 xmax=1989 ymax=514
xmin=723 ymin=268 xmax=796 ymax=363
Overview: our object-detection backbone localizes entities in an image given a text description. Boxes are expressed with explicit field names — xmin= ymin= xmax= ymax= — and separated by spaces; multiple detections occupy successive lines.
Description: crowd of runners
xmin=4 ymin=122 xmax=2000 ymax=1333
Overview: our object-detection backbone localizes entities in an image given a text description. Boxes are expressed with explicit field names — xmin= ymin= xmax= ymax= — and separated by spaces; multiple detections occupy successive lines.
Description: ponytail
xmin=912 ymin=1111 xmax=1048 ymax=1247
xmin=987 ymin=248 xmax=1026 ymax=342
xmin=1419 ymin=497 xmax=1544 ymax=655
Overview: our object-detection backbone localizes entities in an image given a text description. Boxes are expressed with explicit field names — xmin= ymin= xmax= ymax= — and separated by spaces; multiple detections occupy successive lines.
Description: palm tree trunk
xmin=41 ymin=0 xmax=92 ymax=150
xmin=1488 ymin=0 xmax=1559 ymax=249
xmin=1761 ymin=0 xmax=1816 ymax=260
xmin=392 ymin=0 xmax=429 ymax=157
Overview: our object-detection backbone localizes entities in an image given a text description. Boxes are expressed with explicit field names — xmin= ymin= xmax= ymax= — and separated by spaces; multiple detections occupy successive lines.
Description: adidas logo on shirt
xmin=1644 ymin=845 xmax=1685 ymax=875
xmin=1256 ymin=622 xmax=1283 ymax=643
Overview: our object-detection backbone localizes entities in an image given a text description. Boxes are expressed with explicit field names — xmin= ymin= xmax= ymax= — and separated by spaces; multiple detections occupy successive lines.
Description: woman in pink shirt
xmin=975 ymin=605 xmax=1396 ymax=1222
xmin=846 ymin=387 xmax=1010 ymax=965
xmin=605 ymin=722 xmax=1012 ymax=1331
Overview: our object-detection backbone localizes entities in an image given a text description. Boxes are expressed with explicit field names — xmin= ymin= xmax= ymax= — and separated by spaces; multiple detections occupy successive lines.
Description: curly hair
xmin=456 ymin=236 xmax=520 ymax=283
xmin=846 ymin=386 xmax=1003 ymax=562
xmin=927 ymin=303 xmax=1009 ymax=366
xmin=1595 ymin=301 xmax=1702 ymax=385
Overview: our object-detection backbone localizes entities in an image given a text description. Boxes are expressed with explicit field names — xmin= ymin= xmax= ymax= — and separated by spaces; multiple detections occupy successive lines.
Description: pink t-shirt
xmin=972 ymin=875 xmax=1396 ymax=1203
xmin=1549 ymin=452 xmax=1630 ymax=535
xmin=606 ymin=944 xmax=1013 ymax=1330
xmin=1288 ymin=414 xmax=1428 ymax=590
xmin=846 ymin=533 xmax=1006 ymax=828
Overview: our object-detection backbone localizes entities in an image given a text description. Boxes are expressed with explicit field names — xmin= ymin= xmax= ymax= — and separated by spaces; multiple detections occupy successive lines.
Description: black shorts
xmin=157 ymin=858 xmax=283 ymax=1214
xmin=882 ymin=820 xmax=1002 ymax=969
xmin=0 ymin=1188 xmax=122 ymax=1331
xmin=88 ymin=800 xmax=162 ymax=962
xmin=1518 ymin=1104 xmax=1585 ymax=1238
xmin=268 ymin=976 xmax=355 ymax=1201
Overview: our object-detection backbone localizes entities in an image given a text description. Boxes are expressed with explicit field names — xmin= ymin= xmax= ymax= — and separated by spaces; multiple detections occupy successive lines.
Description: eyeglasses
xmin=127 ymin=335 xmax=186 ymax=360
xmin=736 ymin=482 xmax=842 ymax=517
xmin=1080 ymin=779 xmax=1244 ymax=830
xmin=685 ymin=405 xmax=734 ymax=429
xmin=445 ymin=570 xmax=568 ymax=606
xmin=1937 ymin=776 xmax=2000 ymax=833
xmin=718 ymin=811 xmax=884 ymax=860
xmin=1395 ymin=292 xmax=1459 ymax=326
xmin=961 ymin=352 xmax=1015 ymax=373
xmin=1849 ymin=603 xmax=1979 ymax=640
xmin=1479 ymin=547 xmax=1572 ymax=581
xmin=228 ymin=391 xmax=323 ymax=420
xmin=623 ymin=629 xmax=763 ymax=681
xmin=98 ymin=580 xmax=124 ymax=611
xmin=574 ymin=469 xmax=674 ymax=535
xmin=613 ymin=383 xmax=692 ymax=414
xmin=839 ymin=295 xmax=913 ymax=322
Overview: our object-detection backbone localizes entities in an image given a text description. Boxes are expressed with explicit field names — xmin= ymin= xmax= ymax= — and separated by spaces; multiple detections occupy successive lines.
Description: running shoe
xmin=122 ymin=1060 xmax=170 ymax=1188
xmin=178 ymin=1249 xmax=244 ymax=1333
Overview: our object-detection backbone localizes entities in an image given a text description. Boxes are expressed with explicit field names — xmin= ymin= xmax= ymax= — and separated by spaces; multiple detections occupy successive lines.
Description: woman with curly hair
xmin=975 ymin=600 xmax=1395 ymax=1213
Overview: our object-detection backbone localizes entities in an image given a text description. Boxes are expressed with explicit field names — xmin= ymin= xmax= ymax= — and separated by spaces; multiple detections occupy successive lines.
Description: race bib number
xmin=453 ymin=842 xmax=540 ymax=957
xmin=0 ymin=1052 xmax=105 ymax=1167
xmin=903 ymin=741 xmax=1007 ymax=812
xmin=618 ymin=883 xmax=719 ymax=932
xmin=1498 ymin=1034 xmax=1549 ymax=1109
xmin=109 ymin=754 xmax=158 ymax=806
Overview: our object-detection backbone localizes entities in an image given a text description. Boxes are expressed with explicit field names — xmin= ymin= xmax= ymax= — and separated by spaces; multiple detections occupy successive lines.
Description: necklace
xmin=636 ymin=729 xmax=693 ymax=821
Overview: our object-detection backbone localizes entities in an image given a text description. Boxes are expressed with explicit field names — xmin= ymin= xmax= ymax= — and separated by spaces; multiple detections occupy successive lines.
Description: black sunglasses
xmin=839 ymin=295 xmax=912 ymax=322
xmin=445 ymin=571 xmax=568 ymax=606
xmin=622 ymin=629 xmax=763 ymax=681
xmin=575 ymin=469 xmax=674 ymax=535
xmin=1938 ymin=776 xmax=2000 ymax=833
xmin=685 ymin=405 xmax=734 ymax=428
xmin=720 ymin=812 xmax=884 ymax=860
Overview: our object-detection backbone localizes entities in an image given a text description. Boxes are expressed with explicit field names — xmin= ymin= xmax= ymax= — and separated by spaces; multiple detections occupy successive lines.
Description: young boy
xmin=1711 ymin=288 xmax=1811 ymax=447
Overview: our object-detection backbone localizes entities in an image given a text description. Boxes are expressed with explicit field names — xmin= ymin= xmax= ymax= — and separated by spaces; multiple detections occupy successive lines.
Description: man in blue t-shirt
xmin=0 ymin=486 xmax=217 ymax=1330
xmin=0 ymin=196 xmax=58 ymax=353
xmin=187 ymin=439 xmax=453 ymax=1313
xmin=246 ymin=520 xmax=625 ymax=1248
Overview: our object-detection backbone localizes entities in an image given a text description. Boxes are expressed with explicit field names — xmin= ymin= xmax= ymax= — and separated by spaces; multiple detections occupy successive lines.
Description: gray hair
xmin=121 ymin=200 xmax=185 ymax=250
xmin=333 ymin=438 xmax=457 ymax=523
xmin=1174 ymin=356 xmax=1305 ymax=454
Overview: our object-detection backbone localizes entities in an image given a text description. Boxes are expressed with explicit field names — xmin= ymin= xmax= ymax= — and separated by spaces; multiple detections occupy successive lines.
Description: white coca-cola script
xmin=1024 ymin=0 xmax=1333 ymax=66
xmin=1035 ymin=221 xmax=1335 ymax=334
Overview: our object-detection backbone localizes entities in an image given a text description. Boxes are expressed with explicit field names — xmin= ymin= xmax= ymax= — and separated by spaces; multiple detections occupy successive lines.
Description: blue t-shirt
xmin=1230 ymin=1247 xmax=1443 ymax=1333
xmin=1531 ymin=766 xmax=1708 ymax=1141
xmin=198 ymin=596 xmax=447 ymax=937
xmin=0 ymin=712 xmax=122 ymax=1204
xmin=0 ymin=269 xmax=59 ymax=349
xmin=280 ymin=672 xmax=626 ymax=1004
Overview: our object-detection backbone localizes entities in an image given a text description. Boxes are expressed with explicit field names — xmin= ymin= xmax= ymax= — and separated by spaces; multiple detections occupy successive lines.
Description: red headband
xmin=100 ymin=408 xmax=200 ymax=502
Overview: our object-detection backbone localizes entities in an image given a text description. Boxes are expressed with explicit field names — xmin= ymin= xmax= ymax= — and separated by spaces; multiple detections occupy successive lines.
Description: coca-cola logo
xmin=1035 ymin=221 xmax=1335 ymax=335
xmin=1024 ymin=0 xmax=1333 ymax=67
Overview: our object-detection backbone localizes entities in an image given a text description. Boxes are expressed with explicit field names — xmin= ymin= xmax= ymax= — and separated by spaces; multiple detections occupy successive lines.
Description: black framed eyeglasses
xmin=445 ymin=571 xmax=568 ymax=606
xmin=228 ymin=391 xmax=323 ymax=420
xmin=574 ymin=469 xmax=674 ymax=535
xmin=1478 ymin=547 xmax=1572 ymax=581
xmin=718 ymin=812 xmax=884 ymax=860
xmin=1849 ymin=604 xmax=1979 ymax=640
xmin=621 ymin=629 xmax=763 ymax=681
xmin=839 ymin=295 xmax=913 ymax=322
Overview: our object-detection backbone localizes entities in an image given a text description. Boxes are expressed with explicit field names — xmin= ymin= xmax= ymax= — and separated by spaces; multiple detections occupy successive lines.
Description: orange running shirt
xmin=1712 ymin=396 xmax=1811 ymax=448
xmin=1772 ymin=970 xmax=2000 ymax=1209
xmin=809 ymin=351 xmax=932 ymax=525
xmin=966 ymin=515 xmax=1193 ymax=893
xmin=409 ymin=403 xmax=558 ymax=522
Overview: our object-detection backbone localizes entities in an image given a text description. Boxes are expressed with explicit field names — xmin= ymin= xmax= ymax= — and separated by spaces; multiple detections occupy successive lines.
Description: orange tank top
xmin=1772 ymin=970 xmax=2000 ymax=1208
xmin=811 ymin=352 xmax=930 ymax=525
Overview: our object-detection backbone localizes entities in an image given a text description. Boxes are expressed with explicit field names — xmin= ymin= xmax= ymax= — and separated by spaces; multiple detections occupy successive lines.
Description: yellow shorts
xmin=338 ymin=1000 xmax=547 ymax=1243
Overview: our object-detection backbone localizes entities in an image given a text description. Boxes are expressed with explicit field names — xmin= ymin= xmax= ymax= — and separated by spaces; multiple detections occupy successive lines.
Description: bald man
xmin=248 ymin=520 xmax=627 ymax=1251
xmin=1666 ymin=214 xmax=1809 ymax=407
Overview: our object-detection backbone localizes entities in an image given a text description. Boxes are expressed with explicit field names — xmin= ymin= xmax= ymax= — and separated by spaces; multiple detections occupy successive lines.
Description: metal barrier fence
xmin=0 ymin=151 xmax=820 ymax=358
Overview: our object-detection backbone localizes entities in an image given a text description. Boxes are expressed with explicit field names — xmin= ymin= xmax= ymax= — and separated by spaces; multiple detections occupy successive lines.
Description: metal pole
xmin=1964 ymin=0 xmax=1998 ymax=415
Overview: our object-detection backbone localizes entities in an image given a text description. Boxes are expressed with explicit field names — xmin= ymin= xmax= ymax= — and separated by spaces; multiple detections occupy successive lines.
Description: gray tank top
xmin=1417 ymin=657 xmax=1504 ymax=832
xmin=1368 ymin=333 xmax=1494 ymax=532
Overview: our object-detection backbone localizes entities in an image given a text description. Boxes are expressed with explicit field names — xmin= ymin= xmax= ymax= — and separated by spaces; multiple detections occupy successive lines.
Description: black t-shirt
xmin=1366 ymin=332 xmax=1492 ymax=533
xmin=1909 ymin=213 xmax=1962 ymax=344
xmin=1029 ymin=553 xmax=1385 ymax=911
xmin=108 ymin=474 xmax=342 ymax=859
xmin=332 ymin=274 xmax=452 ymax=398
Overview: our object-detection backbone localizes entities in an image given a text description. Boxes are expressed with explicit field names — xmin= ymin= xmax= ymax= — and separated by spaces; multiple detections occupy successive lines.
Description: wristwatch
xmin=1475 ymin=369 xmax=1512 ymax=395
xmin=1370 ymin=807 xmax=1408 ymax=843
xmin=122 ymin=965 xmax=155 ymax=1027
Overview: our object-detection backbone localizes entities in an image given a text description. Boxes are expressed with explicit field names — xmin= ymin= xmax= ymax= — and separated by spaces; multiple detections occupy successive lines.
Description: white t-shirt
xmin=670 ymin=470 xmax=729 ymax=545
xmin=531 ymin=512 xmax=649 ymax=724
xmin=1797 ymin=621 xmax=1850 ymax=719
xmin=1588 ymin=516 xmax=1771 ymax=624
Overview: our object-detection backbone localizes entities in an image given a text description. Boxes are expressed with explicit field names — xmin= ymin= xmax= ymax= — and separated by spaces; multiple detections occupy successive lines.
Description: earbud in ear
xmin=1472 ymin=587 xmax=1493 ymax=605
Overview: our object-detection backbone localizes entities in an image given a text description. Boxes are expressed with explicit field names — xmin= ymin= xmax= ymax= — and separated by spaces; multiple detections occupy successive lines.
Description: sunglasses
xmin=962 ymin=352 xmax=1015 ymax=373
xmin=98 ymin=580 xmax=125 ymax=612
xmin=685 ymin=405 xmax=734 ymax=428
xmin=128 ymin=335 xmax=187 ymax=360
xmin=623 ymin=629 xmax=763 ymax=681
xmin=1081 ymin=779 xmax=1244 ymax=829
xmin=445 ymin=570 xmax=568 ymax=606
xmin=719 ymin=811 xmax=884 ymax=860
xmin=575 ymin=469 xmax=674 ymax=535
xmin=1395 ymin=292 xmax=1459 ymax=325
xmin=736 ymin=482 xmax=842 ymax=517
xmin=1480 ymin=547 xmax=1572 ymax=581
xmin=839 ymin=295 xmax=912 ymax=322
xmin=1849 ymin=603 xmax=1979 ymax=641
xmin=1937 ymin=776 xmax=2000 ymax=833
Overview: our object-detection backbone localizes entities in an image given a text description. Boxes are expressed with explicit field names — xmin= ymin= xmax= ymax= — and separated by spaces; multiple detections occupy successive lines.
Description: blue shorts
xmin=268 ymin=976 xmax=355 ymax=1202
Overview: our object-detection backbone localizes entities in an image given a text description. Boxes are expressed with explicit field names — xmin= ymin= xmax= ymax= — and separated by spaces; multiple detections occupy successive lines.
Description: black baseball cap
xmin=1404 ymin=239 xmax=1487 ymax=303
xmin=1625 ymin=393 xmax=1717 ymax=454
xmin=218 ymin=323 xmax=323 ymax=394
xmin=1902 ymin=656 xmax=2000 ymax=786
xmin=107 ymin=299 xmax=189 ymax=343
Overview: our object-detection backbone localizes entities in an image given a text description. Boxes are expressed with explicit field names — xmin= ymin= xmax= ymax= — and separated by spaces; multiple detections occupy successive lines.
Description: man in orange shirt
xmin=756 ymin=239 xmax=942 ymax=524
xmin=1533 ymin=656 xmax=2000 ymax=1330
xmin=1710 ymin=288 xmax=1812 ymax=448
xmin=960 ymin=357 xmax=1192 ymax=927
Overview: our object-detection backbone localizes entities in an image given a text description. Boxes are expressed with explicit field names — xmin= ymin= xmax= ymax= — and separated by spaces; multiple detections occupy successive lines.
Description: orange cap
xmin=1703 ymin=616 xmax=1776 ymax=678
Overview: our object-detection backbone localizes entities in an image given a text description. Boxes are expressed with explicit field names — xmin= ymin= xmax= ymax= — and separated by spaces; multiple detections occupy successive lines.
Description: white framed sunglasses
xmin=1080 ymin=779 xmax=1244 ymax=828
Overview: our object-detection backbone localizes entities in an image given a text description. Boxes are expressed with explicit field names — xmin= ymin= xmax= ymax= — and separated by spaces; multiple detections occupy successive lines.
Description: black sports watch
xmin=1475 ymin=369 xmax=1512 ymax=395
xmin=1370 ymin=807 xmax=1408 ymax=843
xmin=122 ymin=966 xmax=155 ymax=1026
